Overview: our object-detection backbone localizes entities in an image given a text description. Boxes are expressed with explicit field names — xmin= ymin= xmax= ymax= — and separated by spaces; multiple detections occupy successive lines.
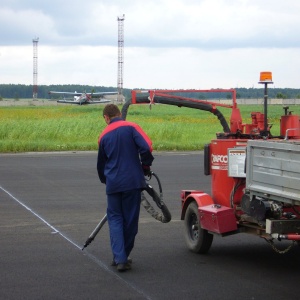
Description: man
xmin=97 ymin=104 xmax=154 ymax=272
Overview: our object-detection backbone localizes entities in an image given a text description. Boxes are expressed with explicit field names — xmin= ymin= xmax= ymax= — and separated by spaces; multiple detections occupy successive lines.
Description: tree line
xmin=1 ymin=84 xmax=300 ymax=100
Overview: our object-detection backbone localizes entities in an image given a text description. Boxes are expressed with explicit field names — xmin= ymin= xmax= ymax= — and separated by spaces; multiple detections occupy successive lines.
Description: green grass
xmin=0 ymin=104 xmax=299 ymax=152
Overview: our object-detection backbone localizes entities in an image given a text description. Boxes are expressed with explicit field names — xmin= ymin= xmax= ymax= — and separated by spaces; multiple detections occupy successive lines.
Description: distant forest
xmin=1 ymin=84 xmax=300 ymax=100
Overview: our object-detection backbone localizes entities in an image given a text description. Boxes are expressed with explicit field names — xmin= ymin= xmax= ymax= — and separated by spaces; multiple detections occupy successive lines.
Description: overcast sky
xmin=1 ymin=0 xmax=300 ymax=89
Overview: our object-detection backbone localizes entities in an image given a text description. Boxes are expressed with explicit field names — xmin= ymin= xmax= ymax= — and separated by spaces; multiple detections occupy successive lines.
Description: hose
xmin=121 ymin=95 xmax=230 ymax=133
xmin=141 ymin=172 xmax=172 ymax=223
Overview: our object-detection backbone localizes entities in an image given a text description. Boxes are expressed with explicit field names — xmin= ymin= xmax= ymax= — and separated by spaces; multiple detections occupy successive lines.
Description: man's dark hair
xmin=103 ymin=104 xmax=121 ymax=119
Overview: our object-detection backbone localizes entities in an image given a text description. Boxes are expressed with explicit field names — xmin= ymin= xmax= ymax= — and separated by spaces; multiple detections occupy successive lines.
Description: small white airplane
xmin=48 ymin=91 xmax=118 ymax=105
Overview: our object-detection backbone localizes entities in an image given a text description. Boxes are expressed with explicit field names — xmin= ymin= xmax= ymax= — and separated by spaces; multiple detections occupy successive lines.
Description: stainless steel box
xmin=246 ymin=140 xmax=300 ymax=205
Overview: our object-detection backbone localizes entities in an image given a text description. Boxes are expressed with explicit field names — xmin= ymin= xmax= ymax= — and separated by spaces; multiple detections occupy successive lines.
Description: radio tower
xmin=117 ymin=14 xmax=125 ymax=103
xmin=32 ymin=37 xmax=39 ymax=100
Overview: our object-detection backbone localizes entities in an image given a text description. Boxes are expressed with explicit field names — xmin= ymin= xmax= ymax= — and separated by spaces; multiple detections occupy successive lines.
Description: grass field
xmin=0 ymin=103 xmax=299 ymax=153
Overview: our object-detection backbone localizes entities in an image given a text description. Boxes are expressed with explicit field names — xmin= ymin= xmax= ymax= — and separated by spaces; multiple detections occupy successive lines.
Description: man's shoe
xmin=111 ymin=257 xmax=132 ymax=267
xmin=111 ymin=260 xmax=117 ymax=266
xmin=117 ymin=263 xmax=131 ymax=272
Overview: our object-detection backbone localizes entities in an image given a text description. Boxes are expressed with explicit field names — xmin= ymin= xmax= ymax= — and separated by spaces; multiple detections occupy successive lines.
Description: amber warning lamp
xmin=259 ymin=71 xmax=273 ymax=84
xmin=258 ymin=71 xmax=273 ymax=136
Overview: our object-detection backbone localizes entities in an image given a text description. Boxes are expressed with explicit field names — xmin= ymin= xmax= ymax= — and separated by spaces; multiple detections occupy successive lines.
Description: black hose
xmin=142 ymin=172 xmax=172 ymax=223
xmin=121 ymin=95 xmax=230 ymax=133
xmin=121 ymin=97 xmax=133 ymax=120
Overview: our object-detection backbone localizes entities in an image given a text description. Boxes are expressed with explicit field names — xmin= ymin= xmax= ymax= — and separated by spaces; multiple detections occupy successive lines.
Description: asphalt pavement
xmin=1 ymin=151 xmax=299 ymax=300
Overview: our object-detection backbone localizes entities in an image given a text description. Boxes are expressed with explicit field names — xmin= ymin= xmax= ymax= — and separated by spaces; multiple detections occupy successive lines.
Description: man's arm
xmin=97 ymin=143 xmax=107 ymax=184
xmin=132 ymin=124 xmax=154 ymax=167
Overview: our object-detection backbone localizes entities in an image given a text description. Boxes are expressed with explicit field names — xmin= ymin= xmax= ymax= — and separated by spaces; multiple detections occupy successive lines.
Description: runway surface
xmin=1 ymin=151 xmax=299 ymax=300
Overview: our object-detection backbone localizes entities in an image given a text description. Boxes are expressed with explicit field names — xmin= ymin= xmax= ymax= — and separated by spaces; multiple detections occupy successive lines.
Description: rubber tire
xmin=184 ymin=202 xmax=213 ymax=254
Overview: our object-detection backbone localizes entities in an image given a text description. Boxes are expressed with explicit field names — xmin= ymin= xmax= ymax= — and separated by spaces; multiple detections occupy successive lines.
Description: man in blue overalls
xmin=97 ymin=104 xmax=154 ymax=272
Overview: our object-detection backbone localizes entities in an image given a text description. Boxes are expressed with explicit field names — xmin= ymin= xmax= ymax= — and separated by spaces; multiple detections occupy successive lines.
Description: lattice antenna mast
xmin=32 ymin=37 xmax=39 ymax=100
xmin=117 ymin=14 xmax=125 ymax=102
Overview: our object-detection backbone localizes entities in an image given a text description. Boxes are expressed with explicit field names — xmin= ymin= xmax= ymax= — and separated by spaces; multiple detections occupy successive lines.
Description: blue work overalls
xmin=97 ymin=117 xmax=154 ymax=264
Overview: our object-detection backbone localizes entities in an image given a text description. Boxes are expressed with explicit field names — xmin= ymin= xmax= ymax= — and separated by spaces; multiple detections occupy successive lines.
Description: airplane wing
xmin=49 ymin=91 xmax=117 ymax=97
xmin=57 ymin=100 xmax=81 ymax=104
xmin=49 ymin=91 xmax=81 ymax=96
xmin=86 ymin=99 xmax=111 ymax=104
xmin=89 ymin=92 xmax=118 ymax=98
xmin=56 ymin=99 xmax=111 ymax=104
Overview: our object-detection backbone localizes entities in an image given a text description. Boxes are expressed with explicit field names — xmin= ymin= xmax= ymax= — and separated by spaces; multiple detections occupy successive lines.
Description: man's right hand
xmin=142 ymin=165 xmax=152 ymax=177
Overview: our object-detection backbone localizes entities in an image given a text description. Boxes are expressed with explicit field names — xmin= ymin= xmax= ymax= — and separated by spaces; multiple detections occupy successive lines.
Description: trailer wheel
xmin=184 ymin=202 xmax=213 ymax=254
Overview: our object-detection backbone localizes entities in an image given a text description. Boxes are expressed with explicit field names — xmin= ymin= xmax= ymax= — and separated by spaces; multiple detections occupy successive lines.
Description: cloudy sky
xmin=1 ymin=0 xmax=300 ymax=89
